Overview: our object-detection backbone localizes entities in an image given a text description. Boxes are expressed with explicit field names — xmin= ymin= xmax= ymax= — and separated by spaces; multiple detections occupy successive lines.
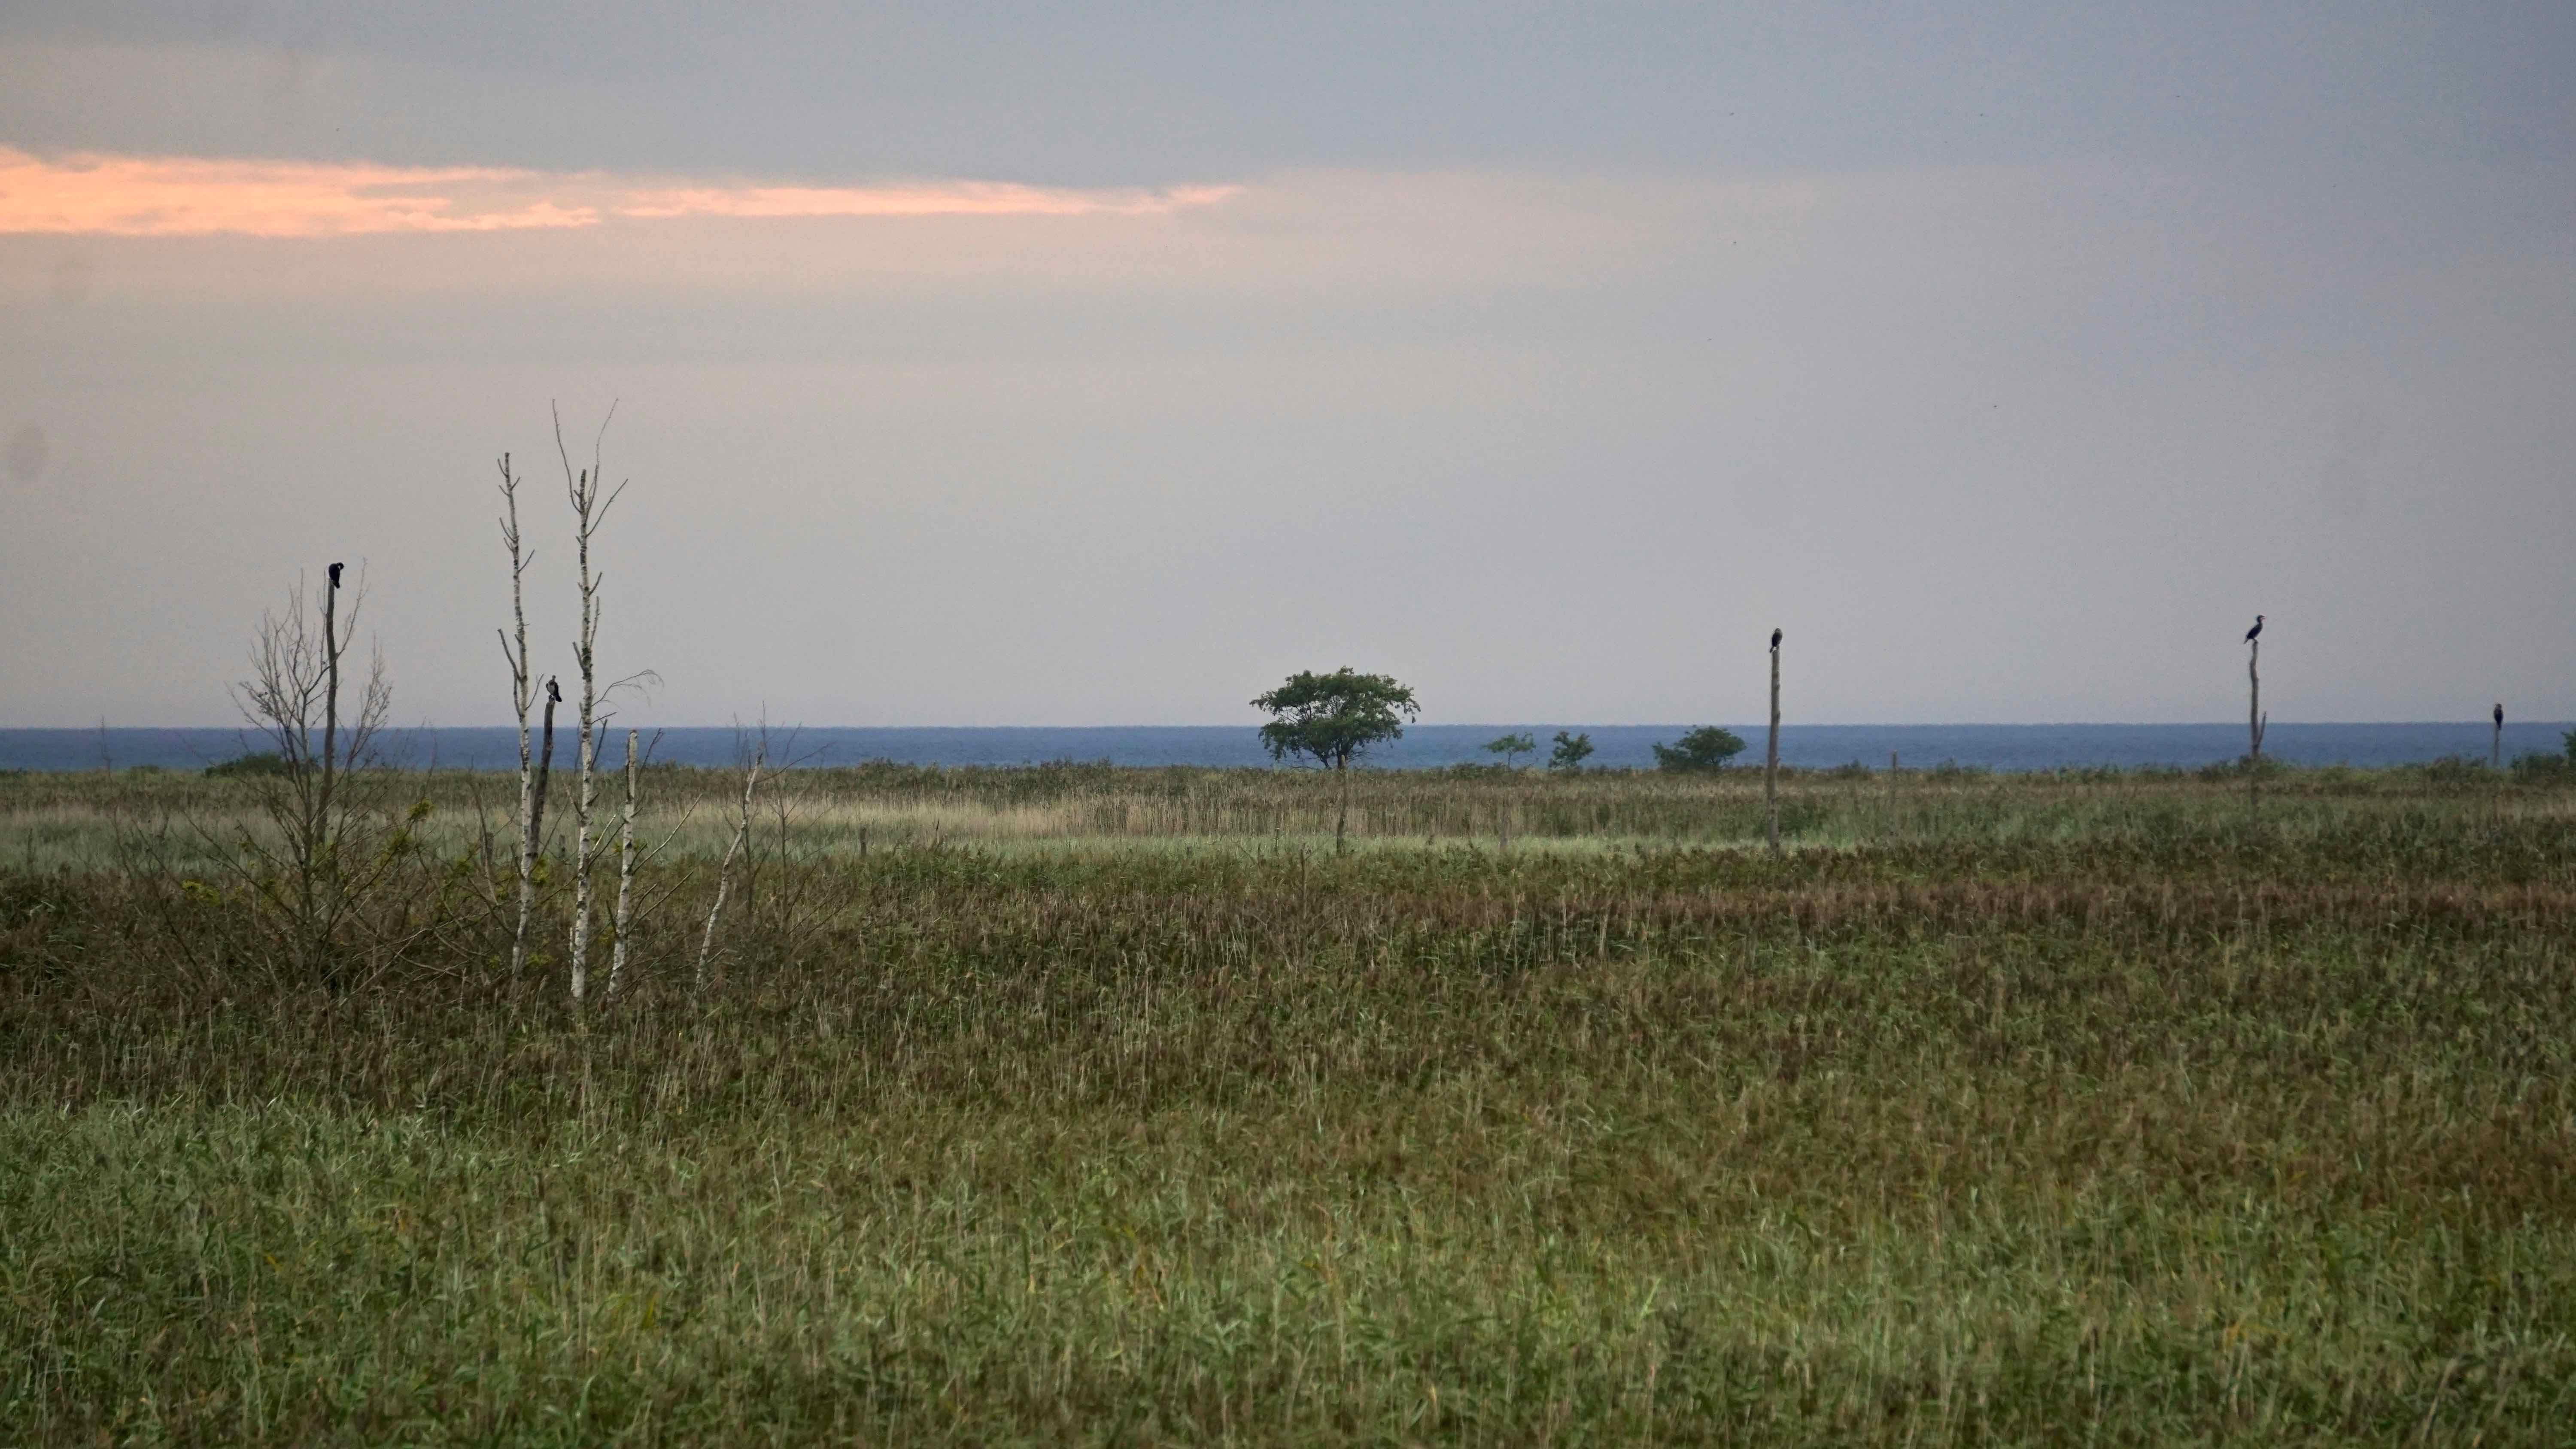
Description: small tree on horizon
xmin=1548 ymin=730 xmax=1595 ymax=773
xmin=1252 ymin=668 xmax=1421 ymax=854
xmin=1484 ymin=732 xmax=1537 ymax=770
xmin=1653 ymin=726 xmax=1747 ymax=774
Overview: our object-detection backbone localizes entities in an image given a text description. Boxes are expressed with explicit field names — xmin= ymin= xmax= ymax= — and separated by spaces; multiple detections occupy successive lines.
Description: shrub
xmin=205 ymin=752 xmax=291 ymax=778
xmin=2416 ymin=755 xmax=2488 ymax=786
xmin=1652 ymin=727 xmax=1746 ymax=773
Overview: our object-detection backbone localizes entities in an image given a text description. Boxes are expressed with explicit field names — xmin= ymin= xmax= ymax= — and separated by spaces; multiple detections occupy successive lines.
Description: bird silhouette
xmin=1770 ymin=628 xmax=1782 ymax=651
xmin=328 ymin=562 xmax=343 ymax=589
xmin=2495 ymin=702 xmax=2504 ymax=728
xmin=547 ymin=678 xmax=562 ymax=705
xmin=2244 ymin=614 xmax=2263 ymax=643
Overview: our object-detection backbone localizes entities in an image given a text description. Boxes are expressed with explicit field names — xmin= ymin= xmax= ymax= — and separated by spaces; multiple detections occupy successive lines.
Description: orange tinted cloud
xmin=618 ymin=182 xmax=1240 ymax=221
xmin=0 ymin=147 xmax=1237 ymax=237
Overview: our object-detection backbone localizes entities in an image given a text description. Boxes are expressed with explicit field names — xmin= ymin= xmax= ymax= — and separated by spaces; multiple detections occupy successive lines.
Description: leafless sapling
xmin=697 ymin=733 xmax=768 ymax=993
xmin=225 ymin=569 xmax=398 ymax=981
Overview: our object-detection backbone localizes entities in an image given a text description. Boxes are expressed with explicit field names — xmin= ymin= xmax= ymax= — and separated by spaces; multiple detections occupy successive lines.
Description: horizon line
xmin=12 ymin=720 xmax=2567 ymax=733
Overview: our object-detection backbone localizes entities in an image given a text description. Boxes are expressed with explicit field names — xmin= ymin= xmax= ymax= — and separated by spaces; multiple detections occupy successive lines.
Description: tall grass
xmin=3 ymin=766 xmax=2572 ymax=1443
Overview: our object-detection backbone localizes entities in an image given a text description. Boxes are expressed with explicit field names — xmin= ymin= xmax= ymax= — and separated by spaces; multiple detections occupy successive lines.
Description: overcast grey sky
xmin=3 ymin=2 xmax=2570 ymax=726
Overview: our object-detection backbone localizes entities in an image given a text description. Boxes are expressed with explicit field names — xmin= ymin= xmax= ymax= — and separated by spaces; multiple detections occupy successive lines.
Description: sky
xmin=2 ymin=1 xmax=2571 ymax=727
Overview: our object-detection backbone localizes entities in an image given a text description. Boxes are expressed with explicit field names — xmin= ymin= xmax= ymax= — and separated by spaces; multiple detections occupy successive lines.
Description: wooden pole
xmin=1336 ymin=759 xmax=1351 ymax=856
xmin=2492 ymin=703 xmax=2504 ymax=771
xmin=1767 ymin=632 xmax=1782 ymax=854
xmin=528 ymin=680 xmax=558 ymax=915
xmin=2248 ymin=638 xmax=2266 ymax=821
xmin=321 ymin=568 xmax=340 ymax=801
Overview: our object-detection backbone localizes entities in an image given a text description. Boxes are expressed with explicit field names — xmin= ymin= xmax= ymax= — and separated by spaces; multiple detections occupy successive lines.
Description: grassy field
xmin=4 ymin=761 xmax=2573 ymax=1443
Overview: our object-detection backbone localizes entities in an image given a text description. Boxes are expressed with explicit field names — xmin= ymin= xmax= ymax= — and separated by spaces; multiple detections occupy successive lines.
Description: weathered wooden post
xmin=1767 ymin=628 xmax=1783 ymax=854
xmin=2247 ymin=630 xmax=2267 ymax=821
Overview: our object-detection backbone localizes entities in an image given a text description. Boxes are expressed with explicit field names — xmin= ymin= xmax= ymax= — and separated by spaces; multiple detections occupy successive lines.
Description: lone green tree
xmin=1483 ymin=732 xmax=1537 ymax=770
xmin=1547 ymin=730 xmax=1595 ymax=773
xmin=1653 ymin=726 xmax=1746 ymax=773
xmin=1253 ymin=668 xmax=1421 ymax=854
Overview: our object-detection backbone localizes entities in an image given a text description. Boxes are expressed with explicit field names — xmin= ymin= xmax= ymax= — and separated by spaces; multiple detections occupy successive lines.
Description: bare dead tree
xmin=740 ymin=727 xmax=848 ymax=968
xmin=1766 ymin=628 xmax=1783 ymax=855
xmin=222 ymin=570 xmax=399 ymax=981
xmin=496 ymin=453 xmax=541 ymax=978
xmin=556 ymin=402 xmax=629 ymax=1005
xmin=697 ymin=733 xmax=768 ymax=993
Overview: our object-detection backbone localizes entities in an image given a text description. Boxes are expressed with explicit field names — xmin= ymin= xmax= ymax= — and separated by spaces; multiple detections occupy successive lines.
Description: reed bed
xmin=2 ymin=765 xmax=2572 ymax=1443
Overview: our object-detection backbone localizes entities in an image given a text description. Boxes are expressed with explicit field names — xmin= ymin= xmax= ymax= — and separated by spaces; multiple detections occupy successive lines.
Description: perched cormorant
xmin=547 ymin=678 xmax=562 ymax=705
xmin=2496 ymin=702 xmax=2505 ymax=728
xmin=2244 ymin=614 xmax=2263 ymax=643
xmin=1770 ymin=628 xmax=1782 ymax=651
xmin=328 ymin=561 xmax=343 ymax=589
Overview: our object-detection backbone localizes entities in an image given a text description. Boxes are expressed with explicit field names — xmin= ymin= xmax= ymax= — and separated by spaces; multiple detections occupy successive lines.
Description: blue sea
xmin=4 ymin=723 xmax=2566 ymax=775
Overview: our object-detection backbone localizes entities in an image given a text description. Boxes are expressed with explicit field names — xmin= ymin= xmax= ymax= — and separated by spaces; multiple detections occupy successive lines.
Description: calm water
xmin=6 ymin=723 xmax=2566 ymax=774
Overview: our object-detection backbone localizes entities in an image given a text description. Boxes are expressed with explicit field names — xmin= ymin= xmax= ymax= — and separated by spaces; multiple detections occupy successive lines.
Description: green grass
xmin=3 ymin=766 xmax=2573 ymax=1443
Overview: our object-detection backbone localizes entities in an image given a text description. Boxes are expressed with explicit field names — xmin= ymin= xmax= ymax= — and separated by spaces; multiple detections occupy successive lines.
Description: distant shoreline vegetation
xmin=4 ymin=723 xmax=2573 ymax=776
xmin=6 ymin=754 xmax=2572 ymax=793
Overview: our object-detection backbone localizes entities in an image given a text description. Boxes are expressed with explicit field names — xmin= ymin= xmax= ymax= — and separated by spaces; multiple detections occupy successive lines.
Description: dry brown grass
xmin=2 ymin=766 xmax=2572 ymax=1442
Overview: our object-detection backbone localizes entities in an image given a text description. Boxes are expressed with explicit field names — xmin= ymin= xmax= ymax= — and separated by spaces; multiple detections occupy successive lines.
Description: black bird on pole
xmin=1770 ymin=628 xmax=1782 ymax=651
xmin=2495 ymin=702 xmax=2505 ymax=729
xmin=328 ymin=561 xmax=343 ymax=589
xmin=2244 ymin=614 xmax=2263 ymax=643
xmin=547 ymin=677 xmax=562 ymax=706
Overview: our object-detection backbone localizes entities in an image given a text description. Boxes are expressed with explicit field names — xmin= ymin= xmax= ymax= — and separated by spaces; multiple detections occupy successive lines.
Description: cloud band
xmin=0 ymin=147 xmax=1237 ymax=237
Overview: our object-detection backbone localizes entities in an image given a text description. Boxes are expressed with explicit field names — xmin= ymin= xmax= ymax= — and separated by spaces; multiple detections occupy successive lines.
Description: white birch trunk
xmin=496 ymin=456 xmax=539 ymax=981
xmin=559 ymin=405 xmax=624 ymax=1004
xmin=606 ymin=728 xmax=640 ymax=1002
